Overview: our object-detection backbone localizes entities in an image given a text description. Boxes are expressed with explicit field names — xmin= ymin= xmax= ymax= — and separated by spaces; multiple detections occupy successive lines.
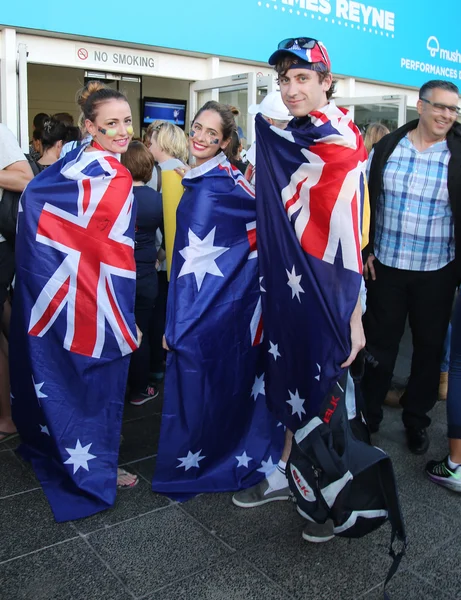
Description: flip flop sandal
xmin=0 ymin=431 xmax=19 ymax=444
xmin=117 ymin=468 xmax=139 ymax=490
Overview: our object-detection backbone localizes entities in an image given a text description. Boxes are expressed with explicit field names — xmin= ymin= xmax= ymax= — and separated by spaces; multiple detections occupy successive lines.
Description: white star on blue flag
xmin=251 ymin=374 xmax=265 ymax=401
xmin=177 ymin=449 xmax=206 ymax=471
xmin=287 ymin=389 xmax=306 ymax=419
xmin=235 ymin=451 xmax=252 ymax=468
xmin=286 ymin=265 xmax=305 ymax=302
xmin=64 ymin=440 xmax=97 ymax=474
xmin=178 ymin=227 xmax=229 ymax=291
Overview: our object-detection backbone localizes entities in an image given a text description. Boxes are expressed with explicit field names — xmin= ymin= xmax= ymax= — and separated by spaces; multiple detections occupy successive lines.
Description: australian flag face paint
xmin=98 ymin=127 xmax=117 ymax=137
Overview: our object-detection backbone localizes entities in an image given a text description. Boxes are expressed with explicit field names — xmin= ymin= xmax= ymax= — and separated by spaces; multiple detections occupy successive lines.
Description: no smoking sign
xmin=77 ymin=48 xmax=88 ymax=61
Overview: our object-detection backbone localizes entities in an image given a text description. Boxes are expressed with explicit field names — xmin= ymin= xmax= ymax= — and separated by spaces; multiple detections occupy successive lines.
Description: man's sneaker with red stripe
xmin=130 ymin=385 xmax=159 ymax=406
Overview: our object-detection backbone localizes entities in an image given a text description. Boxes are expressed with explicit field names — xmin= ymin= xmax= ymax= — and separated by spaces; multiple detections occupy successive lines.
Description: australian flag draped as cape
xmin=255 ymin=102 xmax=367 ymax=432
xmin=10 ymin=146 xmax=137 ymax=522
xmin=153 ymin=153 xmax=283 ymax=499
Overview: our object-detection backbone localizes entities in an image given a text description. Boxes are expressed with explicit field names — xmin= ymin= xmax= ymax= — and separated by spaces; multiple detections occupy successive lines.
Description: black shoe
xmin=406 ymin=428 xmax=429 ymax=455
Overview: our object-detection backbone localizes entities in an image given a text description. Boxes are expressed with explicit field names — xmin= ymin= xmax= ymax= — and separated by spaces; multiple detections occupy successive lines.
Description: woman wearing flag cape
xmin=152 ymin=101 xmax=283 ymax=499
xmin=10 ymin=82 xmax=141 ymax=522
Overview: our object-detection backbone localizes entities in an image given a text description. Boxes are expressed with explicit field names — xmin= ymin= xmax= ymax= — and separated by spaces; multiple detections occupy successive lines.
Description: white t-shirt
xmin=246 ymin=142 xmax=256 ymax=167
xmin=0 ymin=124 xmax=28 ymax=243
xmin=60 ymin=135 xmax=92 ymax=159
xmin=147 ymin=157 xmax=185 ymax=193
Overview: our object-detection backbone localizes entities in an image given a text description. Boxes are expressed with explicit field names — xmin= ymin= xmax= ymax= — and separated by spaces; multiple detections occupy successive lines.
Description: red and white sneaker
xmin=129 ymin=385 xmax=159 ymax=406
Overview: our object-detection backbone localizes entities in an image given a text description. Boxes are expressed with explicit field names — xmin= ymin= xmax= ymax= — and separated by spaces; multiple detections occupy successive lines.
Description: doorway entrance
xmin=335 ymin=95 xmax=407 ymax=132
xmin=189 ymin=73 xmax=275 ymax=144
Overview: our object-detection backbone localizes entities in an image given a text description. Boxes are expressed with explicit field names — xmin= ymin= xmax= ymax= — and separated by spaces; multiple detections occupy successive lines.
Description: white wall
xmin=335 ymin=77 xmax=419 ymax=107
xmin=27 ymin=64 xmax=84 ymax=132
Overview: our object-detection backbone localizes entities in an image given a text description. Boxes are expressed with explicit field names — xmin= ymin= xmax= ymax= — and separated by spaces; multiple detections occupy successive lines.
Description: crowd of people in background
xmin=0 ymin=35 xmax=460 ymax=538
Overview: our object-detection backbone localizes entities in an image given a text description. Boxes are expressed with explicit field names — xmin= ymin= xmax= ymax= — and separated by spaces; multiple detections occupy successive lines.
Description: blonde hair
xmin=145 ymin=120 xmax=166 ymax=140
xmin=149 ymin=122 xmax=188 ymax=164
xmin=363 ymin=122 xmax=390 ymax=154
xmin=77 ymin=112 xmax=88 ymax=136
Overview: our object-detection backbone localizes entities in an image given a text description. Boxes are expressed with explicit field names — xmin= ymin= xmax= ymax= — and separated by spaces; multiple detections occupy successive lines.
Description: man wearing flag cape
xmin=10 ymin=82 xmax=140 ymax=522
xmin=232 ymin=37 xmax=369 ymax=537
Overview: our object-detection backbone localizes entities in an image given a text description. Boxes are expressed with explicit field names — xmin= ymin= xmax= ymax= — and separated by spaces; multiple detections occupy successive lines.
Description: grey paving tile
xmin=411 ymin=535 xmax=461 ymax=599
xmin=122 ymin=391 xmax=164 ymax=422
xmin=373 ymin=435 xmax=461 ymax=522
xmin=372 ymin=407 xmax=406 ymax=445
xmin=0 ymin=537 xmax=131 ymax=600
xmin=119 ymin=414 xmax=161 ymax=463
xmin=429 ymin=401 xmax=448 ymax=426
xmin=358 ymin=571 xmax=452 ymax=600
xmin=0 ymin=489 xmax=76 ymax=562
xmin=87 ymin=505 xmax=232 ymax=597
xmin=181 ymin=491 xmax=304 ymax=550
xmin=241 ymin=523 xmax=391 ymax=600
xmin=368 ymin=496 xmax=458 ymax=566
xmin=0 ymin=432 xmax=21 ymax=450
xmin=72 ymin=476 xmax=169 ymax=535
xmin=130 ymin=455 xmax=157 ymax=484
xmin=148 ymin=555 xmax=290 ymax=600
xmin=373 ymin=401 xmax=448 ymax=446
xmin=0 ymin=450 xmax=39 ymax=498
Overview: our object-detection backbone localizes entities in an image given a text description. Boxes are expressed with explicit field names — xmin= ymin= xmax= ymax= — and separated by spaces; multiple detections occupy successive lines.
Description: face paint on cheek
xmin=126 ymin=126 xmax=133 ymax=135
xmin=211 ymin=139 xmax=219 ymax=144
xmin=98 ymin=127 xmax=117 ymax=137
xmin=189 ymin=130 xmax=195 ymax=137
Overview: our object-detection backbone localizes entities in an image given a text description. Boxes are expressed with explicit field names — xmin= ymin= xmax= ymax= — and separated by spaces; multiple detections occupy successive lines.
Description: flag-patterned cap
xmin=269 ymin=37 xmax=331 ymax=71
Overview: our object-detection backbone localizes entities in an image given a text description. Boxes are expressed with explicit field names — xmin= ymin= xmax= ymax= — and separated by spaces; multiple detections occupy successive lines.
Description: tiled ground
xmin=1 ymin=387 xmax=460 ymax=600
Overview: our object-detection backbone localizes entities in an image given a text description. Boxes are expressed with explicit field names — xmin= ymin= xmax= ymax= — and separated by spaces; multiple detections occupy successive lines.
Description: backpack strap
xmin=303 ymin=426 xmax=344 ymax=482
xmin=24 ymin=153 xmax=41 ymax=177
xmin=334 ymin=363 xmax=407 ymax=599
xmin=379 ymin=458 xmax=407 ymax=599
xmin=155 ymin=164 xmax=162 ymax=193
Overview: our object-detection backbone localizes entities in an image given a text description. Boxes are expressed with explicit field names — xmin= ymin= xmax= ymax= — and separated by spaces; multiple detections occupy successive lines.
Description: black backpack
xmin=0 ymin=154 xmax=41 ymax=244
xmin=287 ymin=366 xmax=407 ymax=598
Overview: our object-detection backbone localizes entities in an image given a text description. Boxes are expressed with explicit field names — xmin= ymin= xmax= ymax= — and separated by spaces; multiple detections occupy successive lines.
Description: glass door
xmin=190 ymin=74 xmax=275 ymax=144
xmin=335 ymin=95 xmax=407 ymax=133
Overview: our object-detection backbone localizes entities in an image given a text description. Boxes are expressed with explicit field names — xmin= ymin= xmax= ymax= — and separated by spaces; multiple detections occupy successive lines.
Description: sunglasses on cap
xmin=277 ymin=37 xmax=329 ymax=67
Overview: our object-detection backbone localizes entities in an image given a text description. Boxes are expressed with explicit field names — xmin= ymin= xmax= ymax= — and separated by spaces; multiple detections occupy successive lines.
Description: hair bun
xmin=43 ymin=118 xmax=54 ymax=133
xmin=77 ymin=81 xmax=107 ymax=108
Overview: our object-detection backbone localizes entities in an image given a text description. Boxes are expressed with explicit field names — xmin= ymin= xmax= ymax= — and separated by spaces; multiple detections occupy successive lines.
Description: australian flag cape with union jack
xmin=152 ymin=153 xmax=284 ymax=499
xmin=10 ymin=145 xmax=137 ymax=522
xmin=255 ymin=102 xmax=367 ymax=432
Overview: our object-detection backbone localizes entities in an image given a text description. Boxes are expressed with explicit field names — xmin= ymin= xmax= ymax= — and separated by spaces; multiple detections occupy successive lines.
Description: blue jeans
xmin=441 ymin=323 xmax=452 ymax=373
xmin=447 ymin=294 xmax=461 ymax=439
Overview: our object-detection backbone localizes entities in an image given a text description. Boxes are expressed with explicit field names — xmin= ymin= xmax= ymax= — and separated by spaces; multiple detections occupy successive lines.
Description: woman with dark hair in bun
xmin=35 ymin=118 xmax=70 ymax=171
xmin=10 ymin=81 xmax=141 ymax=522
xmin=153 ymin=101 xmax=282 ymax=499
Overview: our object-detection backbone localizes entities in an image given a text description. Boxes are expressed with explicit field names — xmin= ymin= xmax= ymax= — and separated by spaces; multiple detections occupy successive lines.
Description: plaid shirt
xmin=368 ymin=135 xmax=454 ymax=271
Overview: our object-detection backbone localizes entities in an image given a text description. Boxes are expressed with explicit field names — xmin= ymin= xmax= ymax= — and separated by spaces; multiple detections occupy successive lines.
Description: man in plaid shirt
xmin=362 ymin=80 xmax=461 ymax=455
